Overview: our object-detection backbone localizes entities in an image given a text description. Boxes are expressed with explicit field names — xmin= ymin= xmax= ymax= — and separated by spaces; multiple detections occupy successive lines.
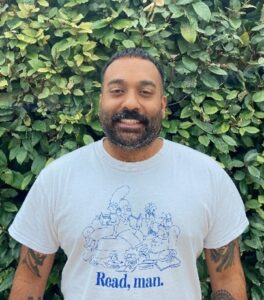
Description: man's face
xmin=99 ymin=57 xmax=166 ymax=150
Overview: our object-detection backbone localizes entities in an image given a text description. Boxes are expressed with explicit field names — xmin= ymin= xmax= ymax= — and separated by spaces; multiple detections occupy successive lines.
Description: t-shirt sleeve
xmin=8 ymin=171 xmax=59 ymax=254
xmin=204 ymin=167 xmax=249 ymax=249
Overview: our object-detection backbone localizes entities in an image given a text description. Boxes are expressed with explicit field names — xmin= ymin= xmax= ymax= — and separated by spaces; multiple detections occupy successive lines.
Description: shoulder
xmin=164 ymin=139 xmax=222 ymax=171
xmin=40 ymin=140 xmax=100 ymax=177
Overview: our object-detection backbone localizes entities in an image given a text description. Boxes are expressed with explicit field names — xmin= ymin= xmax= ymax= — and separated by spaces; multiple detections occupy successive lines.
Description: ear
xmin=161 ymin=96 xmax=167 ymax=119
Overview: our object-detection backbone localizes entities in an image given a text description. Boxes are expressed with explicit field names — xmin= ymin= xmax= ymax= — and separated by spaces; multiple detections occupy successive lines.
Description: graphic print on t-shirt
xmin=82 ymin=185 xmax=181 ymax=273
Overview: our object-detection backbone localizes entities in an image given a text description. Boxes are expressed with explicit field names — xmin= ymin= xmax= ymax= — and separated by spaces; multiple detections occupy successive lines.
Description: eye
xmin=110 ymin=89 xmax=124 ymax=96
xmin=140 ymin=90 xmax=153 ymax=97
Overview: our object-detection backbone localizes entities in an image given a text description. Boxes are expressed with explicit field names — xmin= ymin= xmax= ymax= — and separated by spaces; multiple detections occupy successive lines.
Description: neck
xmin=103 ymin=138 xmax=163 ymax=162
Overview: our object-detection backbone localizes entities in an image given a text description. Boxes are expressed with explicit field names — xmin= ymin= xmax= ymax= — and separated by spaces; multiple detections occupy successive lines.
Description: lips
xmin=117 ymin=118 xmax=143 ymax=130
xmin=112 ymin=110 xmax=147 ymax=123
xmin=120 ymin=119 xmax=141 ymax=124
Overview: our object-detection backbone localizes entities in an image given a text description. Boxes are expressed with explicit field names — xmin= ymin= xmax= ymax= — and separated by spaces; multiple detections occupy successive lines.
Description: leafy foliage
xmin=0 ymin=0 xmax=263 ymax=299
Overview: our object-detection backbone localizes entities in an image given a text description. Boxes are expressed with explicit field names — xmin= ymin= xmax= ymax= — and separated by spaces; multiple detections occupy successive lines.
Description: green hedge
xmin=0 ymin=0 xmax=263 ymax=299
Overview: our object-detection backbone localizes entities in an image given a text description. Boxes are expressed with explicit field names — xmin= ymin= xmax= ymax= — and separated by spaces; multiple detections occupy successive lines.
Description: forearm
xmin=9 ymin=245 xmax=55 ymax=300
xmin=9 ymin=277 xmax=44 ymax=300
xmin=211 ymin=275 xmax=247 ymax=300
xmin=205 ymin=239 xmax=248 ymax=300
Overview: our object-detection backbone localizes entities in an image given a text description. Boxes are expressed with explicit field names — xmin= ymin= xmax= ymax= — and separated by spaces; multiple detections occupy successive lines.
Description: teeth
xmin=120 ymin=119 xmax=140 ymax=124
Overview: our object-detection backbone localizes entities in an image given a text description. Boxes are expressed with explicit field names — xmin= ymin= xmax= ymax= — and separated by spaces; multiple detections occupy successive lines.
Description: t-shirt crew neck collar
xmin=95 ymin=137 xmax=168 ymax=172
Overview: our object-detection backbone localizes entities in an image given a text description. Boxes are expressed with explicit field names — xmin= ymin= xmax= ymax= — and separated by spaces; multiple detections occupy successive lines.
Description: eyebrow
xmin=107 ymin=79 xmax=157 ymax=88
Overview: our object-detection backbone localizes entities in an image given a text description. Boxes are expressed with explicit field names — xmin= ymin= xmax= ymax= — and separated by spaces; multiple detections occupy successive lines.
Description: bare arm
xmin=205 ymin=239 xmax=247 ymax=300
xmin=9 ymin=245 xmax=55 ymax=300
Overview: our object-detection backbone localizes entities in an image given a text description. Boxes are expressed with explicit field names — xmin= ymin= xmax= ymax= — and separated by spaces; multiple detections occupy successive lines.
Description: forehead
xmin=103 ymin=57 xmax=162 ymax=87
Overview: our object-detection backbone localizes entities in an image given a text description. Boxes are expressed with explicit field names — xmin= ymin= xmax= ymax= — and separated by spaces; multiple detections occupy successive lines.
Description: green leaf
xmin=208 ymin=92 xmax=224 ymax=101
xmin=32 ymin=120 xmax=47 ymax=132
xmin=252 ymin=90 xmax=264 ymax=103
xmin=90 ymin=120 xmax=103 ymax=132
xmin=180 ymin=105 xmax=192 ymax=118
xmin=203 ymin=103 xmax=218 ymax=115
xmin=0 ymin=169 xmax=13 ymax=185
xmin=112 ymin=19 xmax=133 ymax=30
xmin=38 ymin=87 xmax=50 ymax=99
xmin=74 ymin=54 xmax=84 ymax=67
xmin=192 ymin=117 xmax=213 ymax=133
xmin=0 ymin=79 xmax=8 ymax=89
xmin=200 ymin=73 xmax=219 ymax=89
xmin=0 ymin=270 xmax=14 ymax=292
xmin=3 ymin=202 xmax=18 ymax=213
xmin=209 ymin=136 xmax=229 ymax=153
xmin=91 ymin=19 xmax=111 ymax=30
xmin=234 ymin=170 xmax=245 ymax=181
xmin=16 ymin=148 xmax=27 ymax=165
xmin=178 ymin=129 xmax=190 ymax=139
xmin=176 ymin=0 xmax=195 ymax=4
xmin=246 ymin=200 xmax=262 ymax=209
xmin=51 ymin=40 xmax=73 ymax=59
xmin=73 ymin=89 xmax=84 ymax=96
xmin=192 ymin=2 xmax=211 ymax=22
xmin=240 ymin=32 xmax=250 ymax=46
xmin=162 ymin=120 xmax=170 ymax=129
xmin=198 ymin=135 xmax=210 ymax=147
xmin=244 ymin=237 xmax=262 ymax=250
xmin=244 ymin=150 xmax=258 ymax=163
xmin=79 ymin=66 xmax=95 ymax=73
xmin=21 ymin=173 xmax=33 ymax=190
xmin=256 ymin=208 xmax=264 ymax=220
xmin=64 ymin=140 xmax=77 ymax=150
xmin=31 ymin=155 xmax=46 ymax=175
xmin=122 ymin=40 xmax=136 ymax=48
xmin=229 ymin=18 xmax=242 ymax=29
xmin=168 ymin=4 xmax=184 ymax=19
xmin=226 ymin=90 xmax=239 ymax=100
xmin=208 ymin=66 xmax=228 ymax=76
xmin=0 ymin=150 xmax=7 ymax=166
xmin=16 ymin=34 xmax=37 ymax=44
xmin=248 ymin=166 xmax=260 ymax=178
xmin=139 ymin=16 xmax=147 ymax=28
xmin=28 ymin=58 xmax=46 ymax=71
xmin=64 ymin=124 xmax=73 ymax=134
xmin=214 ymin=123 xmax=230 ymax=134
xmin=83 ymin=135 xmax=94 ymax=145
xmin=182 ymin=56 xmax=198 ymax=72
xmin=222 ymin=135 xmax=237 ymax=146
xmin=258 ymin=195 xmax=264 ymax=204
xmin=38 ymin=0 xmax=49 ymax=7
xmin=251 ymin=24 xmax=264 ymax=31
xmin=180 ymin=23 xmax=197 ymax=44
xmin=244 ymin=127 xmax=260 ymax=134
xmin=0 ymin=127 xmax=6 ymax=137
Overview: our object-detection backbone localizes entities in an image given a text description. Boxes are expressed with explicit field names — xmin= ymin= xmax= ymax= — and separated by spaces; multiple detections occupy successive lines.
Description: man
xmin=9 ymin=48 xmax=248 ymax=300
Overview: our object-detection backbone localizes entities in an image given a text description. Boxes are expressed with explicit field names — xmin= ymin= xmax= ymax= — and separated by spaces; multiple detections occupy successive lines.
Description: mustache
xmin=112 ymin=110 xmax=148 ymax=125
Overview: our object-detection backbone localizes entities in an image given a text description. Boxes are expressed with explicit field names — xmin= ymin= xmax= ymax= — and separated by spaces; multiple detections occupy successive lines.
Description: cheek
xmin=100 ymin=97 xmax=121 ymax=113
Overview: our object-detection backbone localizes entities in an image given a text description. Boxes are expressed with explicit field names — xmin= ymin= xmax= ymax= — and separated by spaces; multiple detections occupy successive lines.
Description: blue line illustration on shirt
xmin=82 ymin=185 xmax=181 ymax=272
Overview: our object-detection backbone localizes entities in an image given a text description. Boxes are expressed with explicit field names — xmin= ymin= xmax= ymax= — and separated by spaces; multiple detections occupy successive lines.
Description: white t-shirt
xmin=9 ymin=139 xmax=249 ymax=300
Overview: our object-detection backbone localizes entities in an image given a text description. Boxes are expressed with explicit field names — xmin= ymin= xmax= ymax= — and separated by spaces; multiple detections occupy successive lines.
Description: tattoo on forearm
xmin=28 ymin=297 xmax=42 ymax=300
xmin=210 ymin=241 xmax=235 ymax=272
xmin=212 ymin=289 xmax=235 ymax=300
xmin=22 ymin=249 xmax=47 ymax=278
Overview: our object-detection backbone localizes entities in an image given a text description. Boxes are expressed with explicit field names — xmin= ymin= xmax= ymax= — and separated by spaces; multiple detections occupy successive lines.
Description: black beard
xmin=99 ymin=109 xmax=162 ymax=150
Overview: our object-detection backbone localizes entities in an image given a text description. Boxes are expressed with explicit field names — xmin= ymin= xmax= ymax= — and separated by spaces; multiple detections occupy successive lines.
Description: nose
xmin=122 ymin=90 xmax=141 ymax=111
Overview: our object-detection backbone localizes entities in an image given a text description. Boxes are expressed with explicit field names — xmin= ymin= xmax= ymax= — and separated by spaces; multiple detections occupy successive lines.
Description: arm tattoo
xmin=210 ymin=241 xmax=235 ymax=272
xmin=28 ymin=297 xmax=42 ymax=300
xmin=212 ymin=289 xmax=235 ymax=300
xmin=22 ymin=249 xmax=47 ymax=278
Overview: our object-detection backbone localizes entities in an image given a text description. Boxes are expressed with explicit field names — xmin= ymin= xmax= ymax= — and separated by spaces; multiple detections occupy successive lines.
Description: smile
xmin=120 ymin=119 xmax=141 ymax=124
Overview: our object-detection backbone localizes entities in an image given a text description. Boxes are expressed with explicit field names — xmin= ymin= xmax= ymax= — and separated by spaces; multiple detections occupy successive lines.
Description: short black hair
xmin=101 ymin=48 xmax=164 ymax=87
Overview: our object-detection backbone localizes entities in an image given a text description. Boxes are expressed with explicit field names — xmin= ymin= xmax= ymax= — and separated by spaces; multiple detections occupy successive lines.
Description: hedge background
xmin=0 ymin=0 xmax=263 ymax=299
